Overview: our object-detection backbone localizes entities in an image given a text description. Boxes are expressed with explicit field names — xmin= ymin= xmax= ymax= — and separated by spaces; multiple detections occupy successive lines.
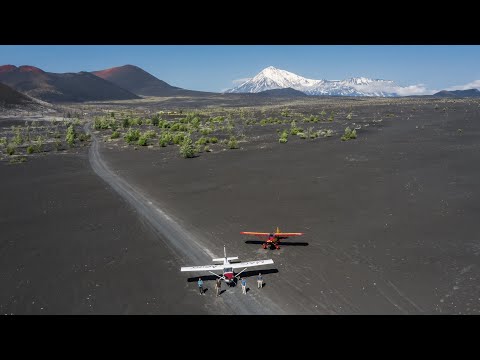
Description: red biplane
xmin=240 ymin=227 xmax=304 ymax=250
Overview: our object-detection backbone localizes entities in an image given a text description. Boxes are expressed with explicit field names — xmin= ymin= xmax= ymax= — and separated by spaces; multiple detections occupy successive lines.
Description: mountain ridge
xmin=226 ymin=66 xmax=403 ymax=97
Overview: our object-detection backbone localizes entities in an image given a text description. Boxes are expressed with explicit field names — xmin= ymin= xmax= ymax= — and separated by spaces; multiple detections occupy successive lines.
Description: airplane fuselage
xmin=221 ymin=259 xmax=235 ymax=284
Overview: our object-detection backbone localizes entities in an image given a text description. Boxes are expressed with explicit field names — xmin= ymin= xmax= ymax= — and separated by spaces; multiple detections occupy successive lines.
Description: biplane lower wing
xmin=240 ymin=232 xmax=271 ymax=237
xmin=274 ymin=232 xmax=304 ymax=237
xmin=240 ymin=231 xmax=304 ymax=237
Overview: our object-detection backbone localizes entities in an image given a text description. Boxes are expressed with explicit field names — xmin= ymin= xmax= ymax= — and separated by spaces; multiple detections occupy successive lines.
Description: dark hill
xmin=0 ymin=65 xmax=140 ymax=103
xmin=257 ymin=87 xmax=307 ymax=97
xmin=92 ymin=64 xmax=214 ymax=97
xmin=0 ymin=82 xmax=36 ymax=106
xmin=433 ymin=89 xmax=480 ymax=98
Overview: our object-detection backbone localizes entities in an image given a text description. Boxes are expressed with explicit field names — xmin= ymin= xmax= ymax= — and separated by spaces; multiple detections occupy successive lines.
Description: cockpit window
xmin=224 ymin=268 xmax=233 ymax=273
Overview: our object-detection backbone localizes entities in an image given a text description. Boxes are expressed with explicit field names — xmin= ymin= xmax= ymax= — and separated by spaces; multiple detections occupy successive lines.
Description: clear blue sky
xmin=1 ymin=45 xmax=479 ymax=92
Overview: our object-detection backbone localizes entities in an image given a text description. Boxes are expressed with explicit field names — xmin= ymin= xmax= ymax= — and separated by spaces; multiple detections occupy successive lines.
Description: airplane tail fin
xmin=276 ymin=226 xmax=280 ymax=234
xmin=224 ymin=245 xmax=227 ymax=259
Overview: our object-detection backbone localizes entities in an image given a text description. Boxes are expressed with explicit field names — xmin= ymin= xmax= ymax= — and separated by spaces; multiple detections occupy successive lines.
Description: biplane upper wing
xmin=240 ymin=232 xmax=271 ymax=237
xmin=230 ymin=259 xmax=274 ymax=269
xmin=274 ymin=232 xmax=304 ymax=237
xmin=181 ymin=264 xmax=224 ymax=272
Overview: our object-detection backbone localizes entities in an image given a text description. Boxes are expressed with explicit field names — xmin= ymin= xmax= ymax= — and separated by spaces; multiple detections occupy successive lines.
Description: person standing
xmin=257 ymin=273 xmax=263 ymax=289
xmin=215 ymin=278 xmax=221 ymax=297
xmin=198 ymin=277 xmax=204 ymax=295
xmin=241 ymin=278 xmax=247 ymax=294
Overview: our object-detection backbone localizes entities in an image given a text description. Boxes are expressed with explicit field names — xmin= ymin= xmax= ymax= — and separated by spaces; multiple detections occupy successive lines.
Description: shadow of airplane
xmin=187 ymin=268 xmax=279 ymax=283
xmin=245 ymin=240 xmax=309 ymax=247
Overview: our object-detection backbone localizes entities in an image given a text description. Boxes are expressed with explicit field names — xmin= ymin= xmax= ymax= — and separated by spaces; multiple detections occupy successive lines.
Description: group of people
xmin=197 ymin=273 xmax=264 ymax=296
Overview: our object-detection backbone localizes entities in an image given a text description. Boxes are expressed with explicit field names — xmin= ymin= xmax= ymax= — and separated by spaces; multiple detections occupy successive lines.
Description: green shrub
xmin=325 ymin=129 xmax=333 ymax=137
xmin=173 ymin=133 xmax=185 ymax=145
xmin=124 ymin=129 xmax=140 ymax=143
xmin=6 ymin=144 xmax=16 ymax=155
xmin=158 ymin=138 xmax=168 ymax=147
xmin=346 ymin=113 xmax=353 ymax=120
xmin=27 ymin=146 xmax=34 ymax=154
xmin=204 ymin=145 xmax=211 ymax=152
xmin=34 ymin=136 xmax=44 ymax=152
xmin=94 ymin=116 xmax=117 ymax=130
xmin=307 ymin=127 xmax=317 ymax=138
xmin=160 ymin=132 xmax=173 ymax=145
xmin=304 ymin=115 xmax=319 ymax=123
xmin=328 ymin=113 xmax=334 ymax=122
xmin=66 ymin=125 xmax=76 ymax=146
xmin=111 ymin=131 xmax=120 ymax=139
xmin=341 ymin=127 xmax=357 ymax=141
xmin=278 ymin=130 xmax=288 ymax=143
xmin=298 ymin=132 xmax=307 ymax=139
xmin=227 ymin=136 xmax=238 ymax=149
xmin=196 ymin=137 xmax=209 ymax=146
xmin=151 ymin=114 xmax=161 ymax=126
xmin=144 ymin=130 xmax=157 ymax=139
xmin=122 ymin=117 xmax=130 ymax=128
xmin=209 ymin=137 xmax=218 ymax=144
xmin=137 ymin=135 xmax=148 ymax=146
xmin=78 ymin=133 xmax=91 ymax=142
xmin=290 ymin=120 xmax=303 ymax=135
xmin=170 ymin=122 xmax=181 ymax=132
xmin=13 ymin=128 xmax=23 ymax=145
xmin=179 ymin=136 xmax=196 ymax=158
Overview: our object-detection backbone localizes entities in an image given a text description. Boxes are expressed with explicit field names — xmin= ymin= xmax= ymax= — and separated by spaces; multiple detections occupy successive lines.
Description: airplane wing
xmin=230 ymin=259 xmax=274 ymax=269
xmin=240 ymin=232 xmax=271 ymax=237
xmin=181 ymin=264 xmax=224 ymax=272
xmin=275 ymin=232 xmax=304 ymax=237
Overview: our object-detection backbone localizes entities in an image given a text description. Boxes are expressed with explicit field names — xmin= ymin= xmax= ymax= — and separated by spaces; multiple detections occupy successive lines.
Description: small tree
xmin=66 ymin=125 xmax=76 ymax=146
xmin=179 ymin=136 xmax=196 ymax=158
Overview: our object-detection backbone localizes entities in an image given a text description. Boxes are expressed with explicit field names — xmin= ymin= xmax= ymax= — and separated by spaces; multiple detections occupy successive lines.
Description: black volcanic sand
xmin=99 ymin=100 xmax=480 ymax=314
xmin=0 ymin=150 xmax=208 ymax=314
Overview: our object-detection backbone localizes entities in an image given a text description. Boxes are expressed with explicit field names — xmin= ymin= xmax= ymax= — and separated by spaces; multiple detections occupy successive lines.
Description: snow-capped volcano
xmin=226 ymin=66 xmax=406 ymax=97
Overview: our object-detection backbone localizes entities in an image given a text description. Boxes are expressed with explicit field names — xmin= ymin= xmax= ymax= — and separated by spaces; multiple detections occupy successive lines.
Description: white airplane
xmin=181 ymin=246 xmax=274 ymax=285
